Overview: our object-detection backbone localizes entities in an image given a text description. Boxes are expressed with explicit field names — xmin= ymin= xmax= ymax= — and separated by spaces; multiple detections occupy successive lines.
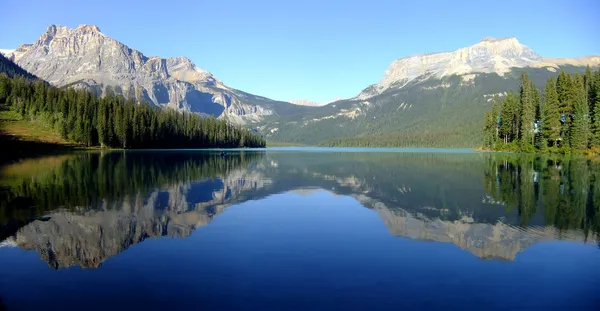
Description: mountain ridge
xmin=258 ymin=37 xmax=598 ymax=146
xmin=356 ymin=37 xmax=600 ymax=99
xmin=1 ymin=24 xmax=304 ymax=124
xmin=3 ymin=25 xmax=599 ymax=146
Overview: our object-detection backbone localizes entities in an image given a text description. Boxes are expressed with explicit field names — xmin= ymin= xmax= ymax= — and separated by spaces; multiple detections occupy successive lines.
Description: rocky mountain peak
xmin=43 ymin=24 xmax=102 ymax=37
xmin=468 ymin=36 xmax=537 ymax=59
xmin=289 ymin=99 xmax=325 ymax=107
xmin=357 ymin=36 xmax=596 ymax=99
xmin=480 ymin=36 xmax=517 ymax=43
xmin=2 ymin=24 xmax=288 ymax=124
xmin=166 ymin=56 xmax=217 ymax=84
xmin=76 ymin=24 xmax=102 ymax=33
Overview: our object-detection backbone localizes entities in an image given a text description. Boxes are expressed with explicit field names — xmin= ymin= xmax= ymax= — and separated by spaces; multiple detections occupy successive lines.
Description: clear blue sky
xmin=1 ymin=0 xmax=598 ymax=102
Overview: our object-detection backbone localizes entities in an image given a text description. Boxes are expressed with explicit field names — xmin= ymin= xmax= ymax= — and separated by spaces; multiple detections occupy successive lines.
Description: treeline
xmin=0 ymin=75 xmax=266 ymax=148
xmin=319 ymin=130 xmax=471 ymax=148
xmin=0 ymin=53 xmax=38 ymax=79
xmin=483 ymin=154 xmax=600 ymax=236
xmin=483 ymin=67 xmax=600 ymax=153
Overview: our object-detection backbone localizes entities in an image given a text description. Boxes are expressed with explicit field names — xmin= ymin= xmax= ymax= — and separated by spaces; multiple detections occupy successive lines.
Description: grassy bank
xmin=0 ymin=110 xmax=84 ymax=163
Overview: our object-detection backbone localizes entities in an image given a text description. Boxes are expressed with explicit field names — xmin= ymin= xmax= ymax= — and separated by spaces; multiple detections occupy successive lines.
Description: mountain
xmin=259 ymin=38 xmax=599 ymax=147
xmin=289 ymin=97 xmax=347 ymax=107
xmin=357 ymin=37 xmax=599 ymax=99
xmin=3 ymin=28 xmax=599 ymax=146
xmin=289 ymin=99 xmax=327 ymax=107
xmin=1 ymin=24 xmax=305 ymax=124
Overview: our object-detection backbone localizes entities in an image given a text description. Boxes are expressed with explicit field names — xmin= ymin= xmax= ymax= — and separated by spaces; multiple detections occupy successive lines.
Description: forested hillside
xmin=0 ymin=74 xmax=265 ymax=149
xmin=483 ymin=67 xmax=600 ymax=153
xmin=263 ymin=67 xmax=591 ymax=147
xmin=0 ymin=53 xmax=38 ymax=79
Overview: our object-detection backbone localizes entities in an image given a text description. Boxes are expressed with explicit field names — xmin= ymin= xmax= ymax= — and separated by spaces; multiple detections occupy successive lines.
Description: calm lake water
xmin=0 ymin=149 xmax=599 ymax=310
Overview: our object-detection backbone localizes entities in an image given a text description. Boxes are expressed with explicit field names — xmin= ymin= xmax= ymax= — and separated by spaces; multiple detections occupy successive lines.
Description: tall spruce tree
xmin=519 ymin=73 xmax=536 ymax=149
xmin=592 ymin=71 xmax=600 ymax=147
xmin=484 ymin=111 xmax=495 ymax=148
xmin=542 ymin=77 xmax=561 ymax=147
xmin=491 ymin=101 xmax=499 ymax=147
xmin=0 ymin=74 xmax=10 ymax=103
xmin=483 ymin=101 xmax=500 ymax=149
xmin=584 ymin=66 xmax=594 ymax=112
xmin=557 ymin=70 xmax=575 ymax=146
xmin=570 ymin=74 xmax=590 ymax=150
xmin=532 ymin=83 xmax=545 ymax=149
xmin=499 ymin=92 xmax=519 ymax=144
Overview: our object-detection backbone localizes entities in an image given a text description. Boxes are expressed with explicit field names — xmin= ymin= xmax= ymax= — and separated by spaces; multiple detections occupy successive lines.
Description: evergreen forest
xmin=0 ymin=73 xmax=266 ymax=149
xmin=483 ymin=67 xmax=600 ymax=153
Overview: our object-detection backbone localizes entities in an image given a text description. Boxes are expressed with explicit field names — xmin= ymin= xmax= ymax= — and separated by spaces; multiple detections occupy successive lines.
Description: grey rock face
xmin=2 ymin=24 xmax=286 ymax=124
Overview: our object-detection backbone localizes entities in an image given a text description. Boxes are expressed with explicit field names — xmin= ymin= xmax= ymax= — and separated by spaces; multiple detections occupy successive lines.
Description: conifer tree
xmin=491 ymin=101 xmax=499 ymax=147
xmin=542 ymin=78 xmax=561 ymax=147
xmin=484 ymin=111 xmax=495 ymax=148
xmin=519 ymin=73 xmax=535 ymax=148
xmin=570 ymin=75 xmax=590 ymax=150
xmin=0 ymin=75 xmax=10 ymax=103
xmin=532 ymin=84 xmax=544 ymax=149
xmin=584 ymin=65 xmax=594 ymax=111
xmin=591 ymin=71 xmax=600 ymax=147
xmin=499 ymin=92 xmax=519 ymax=144
xmin=556 ymin=70 xmax=575 ymax=145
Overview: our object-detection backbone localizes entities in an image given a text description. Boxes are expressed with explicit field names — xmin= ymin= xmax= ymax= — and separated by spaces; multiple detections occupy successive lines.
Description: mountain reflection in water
xmin=1 ymin=150 xmax=598 ymax=269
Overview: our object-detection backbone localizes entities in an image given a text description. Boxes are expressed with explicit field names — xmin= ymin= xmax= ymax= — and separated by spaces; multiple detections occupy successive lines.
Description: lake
xmin=0 ymin=149 xmax=599 ymax=310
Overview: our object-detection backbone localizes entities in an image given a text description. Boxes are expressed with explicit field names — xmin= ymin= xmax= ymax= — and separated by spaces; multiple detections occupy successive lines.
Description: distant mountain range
xmin=289 ymin=97 xmax=345 ymax=107
xmin=289 ymin=99 xmax=328 ymax=107
xmin=257 ymin=38 xmax=599 ymax=147
xmin=2 ymin=25 xmax=598 ymax=146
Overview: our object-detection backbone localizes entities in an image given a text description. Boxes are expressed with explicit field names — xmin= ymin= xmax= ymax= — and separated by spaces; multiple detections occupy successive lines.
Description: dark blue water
xmin=0 ymin=150 xmax=599 ymax=310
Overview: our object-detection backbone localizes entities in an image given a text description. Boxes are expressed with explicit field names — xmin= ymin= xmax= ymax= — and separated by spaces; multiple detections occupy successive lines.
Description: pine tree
xmin=491 ymin=101 xmax=499 ymax=148
xmin=484 ymin=111 xmax=495 ymax=148
xmin=519 ymin=73 xmax=536 ymax=149
xmin=499 ymin=92 xmax=519 ymax=144
xmin=584 ymin=66 xmax=594 ymax=112
xmin=556 ymin=70 xmax=575 ymax=145
xmin=532 ymin=84 xmax=545 ymax=149
xmin=0 ymin=74 xmax=10 ymax=104
xmin=97 ymin=99 xmax=108 ymax=147
xmin=592 ymin=70 xmax=600 ymax=147
xmin=570 ymin=75 xmax=590 ymax=150
xmin=542 ymin=78 xmax=561 ymax=147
